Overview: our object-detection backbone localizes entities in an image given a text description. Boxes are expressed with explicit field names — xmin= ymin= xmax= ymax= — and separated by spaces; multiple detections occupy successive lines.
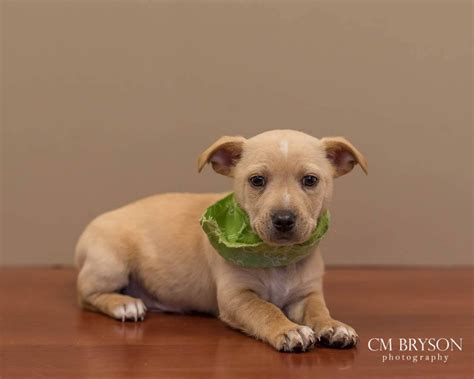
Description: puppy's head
xmin=198 ymin=130 xmax=367 ymax=246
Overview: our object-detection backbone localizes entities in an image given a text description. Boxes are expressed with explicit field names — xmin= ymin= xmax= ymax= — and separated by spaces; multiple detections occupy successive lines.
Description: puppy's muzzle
xmin=271 ymin=210 xmax=296 ymax=233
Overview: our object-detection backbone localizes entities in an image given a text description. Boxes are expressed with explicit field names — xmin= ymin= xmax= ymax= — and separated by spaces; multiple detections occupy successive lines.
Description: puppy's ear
xmin=321 ymin=137 xmax=368 ymax=178
xmin=197 ymin=136 xmax=246 ymax=176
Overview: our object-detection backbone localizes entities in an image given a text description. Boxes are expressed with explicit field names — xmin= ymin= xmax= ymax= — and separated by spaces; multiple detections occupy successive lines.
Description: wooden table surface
xmin=0 ymin=267 xmax=472 ymax=378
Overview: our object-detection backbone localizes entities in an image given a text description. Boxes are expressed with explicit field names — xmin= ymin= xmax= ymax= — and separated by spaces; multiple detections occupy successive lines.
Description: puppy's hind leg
xmin=76 ymin=244 xmax=147 ymax=322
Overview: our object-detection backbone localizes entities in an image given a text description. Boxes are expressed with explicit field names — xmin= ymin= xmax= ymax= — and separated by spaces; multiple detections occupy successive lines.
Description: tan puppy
xmin=75 ymin=130 xmax=367 ymax=352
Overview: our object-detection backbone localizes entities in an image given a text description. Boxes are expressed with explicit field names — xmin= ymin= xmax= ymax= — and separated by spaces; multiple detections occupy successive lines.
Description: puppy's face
xmin=233 ymin=132 xmax=333 ymax=245
xmin=198 ymin=130 xmax=367 ymax=246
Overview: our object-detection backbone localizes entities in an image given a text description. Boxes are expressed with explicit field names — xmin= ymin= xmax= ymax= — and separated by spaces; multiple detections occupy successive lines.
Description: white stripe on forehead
xmin=279 ymin=140 xmax=289 ymax=158
xmin=283 ymin=191 xmax=290 ymax=207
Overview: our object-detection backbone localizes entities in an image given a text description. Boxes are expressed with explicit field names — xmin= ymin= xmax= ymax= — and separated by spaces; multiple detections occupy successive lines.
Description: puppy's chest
xmin=257 ymin=268 xmax=310 ymax=308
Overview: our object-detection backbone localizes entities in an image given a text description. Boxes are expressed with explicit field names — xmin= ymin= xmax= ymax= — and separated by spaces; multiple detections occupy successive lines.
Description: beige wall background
xmin=1 ymin=0 xmax=472 ymax=266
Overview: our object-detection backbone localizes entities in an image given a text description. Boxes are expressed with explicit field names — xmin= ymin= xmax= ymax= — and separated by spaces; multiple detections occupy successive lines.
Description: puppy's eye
xmin=302 ymin=175 xmax=319 ymax=187
xmin=249 ymin=175 xmax=266 ymax=188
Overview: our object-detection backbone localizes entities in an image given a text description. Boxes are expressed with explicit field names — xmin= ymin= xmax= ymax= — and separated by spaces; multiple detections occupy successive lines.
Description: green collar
xmin=200 ymin=193 xmax=330 ymax=268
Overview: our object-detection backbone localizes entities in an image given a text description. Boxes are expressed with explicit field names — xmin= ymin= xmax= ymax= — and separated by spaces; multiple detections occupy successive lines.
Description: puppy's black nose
xmin=272 ymin=211 xmax=296 ymax=233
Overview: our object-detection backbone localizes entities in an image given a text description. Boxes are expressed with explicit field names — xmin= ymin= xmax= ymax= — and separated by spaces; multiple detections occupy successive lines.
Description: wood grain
xmin=0 ymin=268 xmax=472 ymax=378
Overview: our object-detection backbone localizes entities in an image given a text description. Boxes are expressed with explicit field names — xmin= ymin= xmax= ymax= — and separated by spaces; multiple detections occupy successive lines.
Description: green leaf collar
xmin=200 ymin=193 xmax=330 ymax=268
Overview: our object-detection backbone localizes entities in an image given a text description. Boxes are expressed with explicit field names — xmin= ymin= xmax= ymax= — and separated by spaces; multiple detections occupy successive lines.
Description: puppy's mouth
xmin=258 ymin=229 xmax=308 ymax=247
xmin=253 ymin=221 xmax=316 ymax=247
xmin=268 ymin=232 xmax=308 ymax=246
xmin=268 ymin=236 xmax=297 ymax=246
xmin=252 ymin=219 xmax=314 ymax=246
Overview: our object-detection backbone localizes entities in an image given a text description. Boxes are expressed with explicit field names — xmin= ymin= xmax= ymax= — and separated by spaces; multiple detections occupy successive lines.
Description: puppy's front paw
xmin=274 ymin=325 xmax=316 ymax=352
xmin=112 ymin=298 xmax=147 ymax=322
xmin=314 ymin=320 xmax=358 ymax=348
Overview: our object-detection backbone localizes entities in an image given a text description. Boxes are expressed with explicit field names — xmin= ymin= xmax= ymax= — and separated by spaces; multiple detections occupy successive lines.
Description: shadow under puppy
xmin=75 ymin=129 xmax=367 ymax=352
